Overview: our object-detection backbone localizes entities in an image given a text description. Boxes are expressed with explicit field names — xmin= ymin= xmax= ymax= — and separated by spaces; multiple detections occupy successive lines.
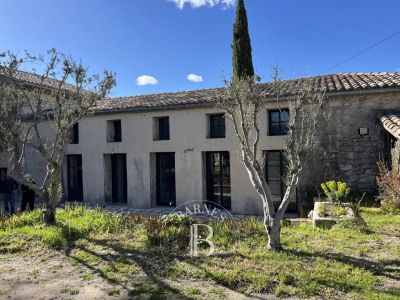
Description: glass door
xmin=156 ymin=153 xmax=176 ymax=206
xmin=67 ymin=155 xmax=83 ymax=201
xmin=266 ymin=151 xmax=297 ymax=213
xmin=206 ymin=152 xmax=231 ymax=209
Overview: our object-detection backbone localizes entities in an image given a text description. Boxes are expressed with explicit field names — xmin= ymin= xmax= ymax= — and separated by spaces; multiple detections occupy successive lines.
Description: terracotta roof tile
xmin=0 ymin=67 xmax=76 ymax=93
xmin=381 ymin=115 xmax=400 ymax=139
xmin=2 ymin=69 xmax=400 ymax=113
xmin=94 ymin=72 xmax=400 ymax=113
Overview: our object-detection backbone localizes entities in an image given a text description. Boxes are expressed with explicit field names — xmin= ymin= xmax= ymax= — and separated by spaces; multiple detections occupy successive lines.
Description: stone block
xmin=312 ymin=202 xmax=354 ymax=229
xmin=340 ymin=165 xmax=353 ymax=171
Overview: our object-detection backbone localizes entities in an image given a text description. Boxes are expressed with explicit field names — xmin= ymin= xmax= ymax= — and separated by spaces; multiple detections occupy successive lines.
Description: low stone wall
xmin=312 ymin=202 xmax=354 ymax=229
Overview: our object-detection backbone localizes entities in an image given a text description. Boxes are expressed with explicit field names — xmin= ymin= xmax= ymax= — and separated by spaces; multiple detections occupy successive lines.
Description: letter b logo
xmin=189 ymin=224 xmax=214 ymax=257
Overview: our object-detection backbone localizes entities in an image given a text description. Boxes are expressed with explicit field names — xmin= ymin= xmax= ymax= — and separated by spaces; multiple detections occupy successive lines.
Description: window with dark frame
xmin=70 ymin=123 xmax=79 ymax=144
xmin=67 ymin=155 xmax=83 ymax=201
xmin=113 ymin=120 xmax=122 ymax=142
xmin=269 ymin=109 xmax=289 ymax=136
xmin=265 ymin=150 xmax=298 ymax=213
xmin=107 ymin=119 xmax=122 ymax=142
xmin=209 ymin=114 xmax=225 ymax=138
xmin=0 ymin=168 xmax=7 ymax=181
xmin=0 ymin=168 xmax=6 ymax=193
xmin=265 ymin=151 xmax=286 ymax=199
xmin=158 ymin=117 xmax=170 ymax=140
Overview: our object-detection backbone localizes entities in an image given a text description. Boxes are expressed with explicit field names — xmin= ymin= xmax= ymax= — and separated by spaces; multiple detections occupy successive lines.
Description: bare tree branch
xmin=216 ymin=71 xmax=324 ymax=251
xmin=0 ymin=49 xmax=116 ymax=225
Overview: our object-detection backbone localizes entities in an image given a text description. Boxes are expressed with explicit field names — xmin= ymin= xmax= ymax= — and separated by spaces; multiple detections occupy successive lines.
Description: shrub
xmin=376 ymin=141 xmax=400 ymax=214
xmin=336 ymin=206 xmax=348 ymax=216
xmin=321 ymin=181 xmax=350 ymax=204
xmin=317 ymin=203 xmax=327 ymax=217
xmin=161 ymin=213 xmax=193 ymax=227
xmin=336 ymin=216 xmax=368 ymax=232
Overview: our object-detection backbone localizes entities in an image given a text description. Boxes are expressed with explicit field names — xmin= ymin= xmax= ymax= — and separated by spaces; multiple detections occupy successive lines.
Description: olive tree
xmin=216 ymin=70 xmax=324 ymax=251
xmin=0 ymin=49 xmax=116 ymax=225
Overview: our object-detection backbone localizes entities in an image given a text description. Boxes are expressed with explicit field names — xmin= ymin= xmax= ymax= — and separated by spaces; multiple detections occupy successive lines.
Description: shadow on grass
xmin=58 ymin=225 xmax=196 ymax=299
xmin=62 ymin=228 xmax=262 ymax=299
xmin=183 ymin=255 xmax=267 ymax=300
xmin=4 ymin=209 xmax=398 ymax=299
xmin=286 ymin=248 xmax=400 ymax=282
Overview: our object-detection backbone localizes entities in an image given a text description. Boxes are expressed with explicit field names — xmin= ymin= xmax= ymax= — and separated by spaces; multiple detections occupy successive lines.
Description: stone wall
xmin=298 ymin=91 xmax=400 ymax=198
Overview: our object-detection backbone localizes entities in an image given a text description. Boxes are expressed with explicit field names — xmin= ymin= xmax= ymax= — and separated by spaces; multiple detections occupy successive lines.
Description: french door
xmin=67 ymin=155 xmax=83 ymax=202
xmin=156 ymin=153 xmax=176 ymax=206
xmin=206 ymin=152 xmax=231 ymax=209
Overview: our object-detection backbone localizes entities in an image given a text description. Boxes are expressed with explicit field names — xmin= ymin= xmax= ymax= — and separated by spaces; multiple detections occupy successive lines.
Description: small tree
xmin=0 ymin=49 xmax=116 ymax=225
xmin=217 ymin=70 xmax=324 ymax=251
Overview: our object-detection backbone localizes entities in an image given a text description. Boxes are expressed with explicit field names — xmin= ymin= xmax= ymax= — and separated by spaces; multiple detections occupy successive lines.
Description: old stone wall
xmin=298 ymin=91 xmax=400 ymax=198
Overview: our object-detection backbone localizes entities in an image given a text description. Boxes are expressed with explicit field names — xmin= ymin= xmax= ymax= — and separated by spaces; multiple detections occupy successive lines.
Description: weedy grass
xmin=210 ymin=288 xmax=226 ymax=298
xmin=186 ymin=287 xmax=201 ymax=295
xmin=0 ymin=205 xmax=399 ymax=299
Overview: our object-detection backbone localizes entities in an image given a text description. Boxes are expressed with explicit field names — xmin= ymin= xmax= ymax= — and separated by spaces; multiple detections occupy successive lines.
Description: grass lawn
xmin=0 ymin=204 xmax=399 ymax=299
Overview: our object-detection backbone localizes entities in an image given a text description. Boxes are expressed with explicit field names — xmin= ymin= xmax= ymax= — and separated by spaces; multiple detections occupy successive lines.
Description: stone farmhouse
xmin=1 ymin=71 xmax=400 ymax=215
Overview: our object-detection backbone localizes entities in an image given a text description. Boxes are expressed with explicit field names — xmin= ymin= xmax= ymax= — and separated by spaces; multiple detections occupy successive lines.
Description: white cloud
xmin=168 ymin=0 xmax=235 ymax=9
xmin=396 ymin=68 xmax=400 ymax=72
xmin=187 ymin=74 xmax=204 ymax=82
xmin=136 ymin=75 xmax=158 ymax=86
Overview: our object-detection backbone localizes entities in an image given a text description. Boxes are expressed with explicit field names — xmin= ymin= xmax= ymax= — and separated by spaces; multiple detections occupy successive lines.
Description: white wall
xmin=65 ymin=103 xmax=287 ymax=215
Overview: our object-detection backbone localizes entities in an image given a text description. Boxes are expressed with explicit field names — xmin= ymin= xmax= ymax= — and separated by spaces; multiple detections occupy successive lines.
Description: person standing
xmin=21 ymin=174 xmax=36 ymax=212
xmin=3 ymin=176 xmax=18 ymax=214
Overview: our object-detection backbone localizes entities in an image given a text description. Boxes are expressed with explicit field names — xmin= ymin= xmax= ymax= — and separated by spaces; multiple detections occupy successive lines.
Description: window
xmin=269 ymin=109 xmax=289 ymax=136
xmin=265 ymin=151 xmax=297 ymax=212
xmin=0 ymin=168 xmax=7 ymax=181
xmin=205 ymin=151 xmax=231 ymax=209
xmin=107 ymin=120 xmax=122 ymax=142
xmin=156 ymin=153 xmax=176 ymax=206
xmin=266 ymin=151 xmax=286 ymax=200
xmin=0 ymin=168 xmax=7 ymax=193
xmin=70 ymin=123 xmax=79 ymax=144
xmin=154 ymin=117 xmax=170 ymax=140
xmin=67 ymin=155 xmax=83 ymax=201
xmin=209 ymin=114 xmax=225 ymax=138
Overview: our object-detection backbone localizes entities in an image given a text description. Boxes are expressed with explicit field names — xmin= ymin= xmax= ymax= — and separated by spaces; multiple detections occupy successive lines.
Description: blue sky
xmin=1 ymin=0 xmax=399 ymax=97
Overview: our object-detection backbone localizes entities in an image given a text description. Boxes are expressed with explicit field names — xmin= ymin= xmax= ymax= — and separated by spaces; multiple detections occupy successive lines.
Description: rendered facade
xmin=2 ymin=72 xmax=400 ymax=215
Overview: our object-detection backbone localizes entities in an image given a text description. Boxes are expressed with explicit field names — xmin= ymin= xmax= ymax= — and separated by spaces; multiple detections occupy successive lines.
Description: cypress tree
xmin=232 ymin=0 xmax=254 ymax=81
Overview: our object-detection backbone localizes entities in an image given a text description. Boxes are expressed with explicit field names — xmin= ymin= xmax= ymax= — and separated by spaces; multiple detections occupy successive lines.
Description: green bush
xmin=321 ymin=181 xmax=350 ymax=204
xmin=336 ymin=206 xmax=348 ymax=216
xmin=161 ymin=213 xmax=193 ymax=227
xmin=317 ymin=203 xmax=327 ymax=217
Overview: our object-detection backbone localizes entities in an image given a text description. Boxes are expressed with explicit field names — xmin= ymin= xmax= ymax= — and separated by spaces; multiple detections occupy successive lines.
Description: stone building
xmin=2 ymin=71 xmax=400 ymax=215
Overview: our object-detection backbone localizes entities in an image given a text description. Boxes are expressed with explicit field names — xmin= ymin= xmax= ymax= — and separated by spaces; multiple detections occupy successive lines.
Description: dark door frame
xmin=111 ymin=154 xmax=127 ymax=204
xmin=206 ymin=151 xmax=231 ymax=210
xmin=265 ymin=150 xmax=298 ymax=213
xmin=156 ymin=152 xmax=176 ymax=206
xmin=67 ymin=154 xmax=83 ymax=202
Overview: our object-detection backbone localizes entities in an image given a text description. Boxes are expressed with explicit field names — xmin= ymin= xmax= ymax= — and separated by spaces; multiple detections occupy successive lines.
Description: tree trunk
xmin=41 ymin=192 xmax=57 ymax=226
xmin=42 ymin=206 xmax=56 ymax=226
xmin=266 ymin=219 xmax=282 ymax=251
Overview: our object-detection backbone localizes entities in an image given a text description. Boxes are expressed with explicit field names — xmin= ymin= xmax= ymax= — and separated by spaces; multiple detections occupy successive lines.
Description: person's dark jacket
xmin=21 ymin=182 xmax=36 ymax=200
xmin=3 ymin=178 xmax=18 ymax=194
